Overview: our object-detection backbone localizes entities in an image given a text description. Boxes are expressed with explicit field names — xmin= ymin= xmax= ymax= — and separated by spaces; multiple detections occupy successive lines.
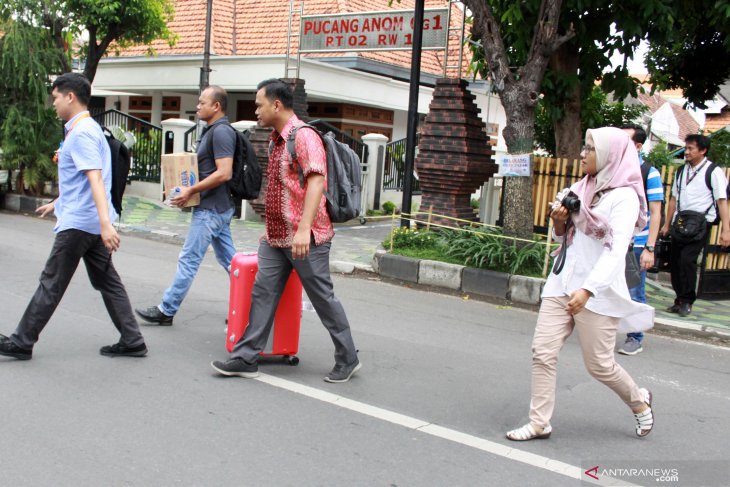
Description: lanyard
xmin=53 ymin=113 xmax=91 ymax=164
xmin=64 ymin=112 xmax=91 ymax=139
xmin=685 ymin=159 xmax=708 ymax=186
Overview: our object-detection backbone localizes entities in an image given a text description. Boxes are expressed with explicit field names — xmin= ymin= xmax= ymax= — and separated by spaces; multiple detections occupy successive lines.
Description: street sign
xmin=299 ymin=8 xmax=448 ymax=52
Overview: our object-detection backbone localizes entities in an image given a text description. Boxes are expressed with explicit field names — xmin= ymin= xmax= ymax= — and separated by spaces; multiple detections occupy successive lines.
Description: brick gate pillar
xmin=415 ymin=78 xmax=497 ymax=226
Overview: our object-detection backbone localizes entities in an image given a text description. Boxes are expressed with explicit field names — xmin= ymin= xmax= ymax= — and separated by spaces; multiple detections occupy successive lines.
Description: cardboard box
xmin=161 ymin=153 xmax=200 ymax=207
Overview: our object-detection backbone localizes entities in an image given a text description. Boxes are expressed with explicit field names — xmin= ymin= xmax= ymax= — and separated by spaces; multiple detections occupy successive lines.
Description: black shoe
xmin=324 ymin=358 xmax=361 ymax=383
xmin=678 ymin=303 xmax=692 ymax=317
xmin=135 ymin=306 xmax=173 ymax=325
xmin=211 ymin=358 xmax=259 ymax=378
xmin=0 ymin=334 xmax=32 ymax=360
xmin=100 ymin=342 xmax=148 ymax=357
xmin=667 ymin=304 xmax=680 ymax=313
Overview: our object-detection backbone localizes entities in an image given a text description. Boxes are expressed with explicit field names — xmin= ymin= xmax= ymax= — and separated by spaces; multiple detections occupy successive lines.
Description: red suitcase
xmin=226 ymin=252 xmax=302 ymax=365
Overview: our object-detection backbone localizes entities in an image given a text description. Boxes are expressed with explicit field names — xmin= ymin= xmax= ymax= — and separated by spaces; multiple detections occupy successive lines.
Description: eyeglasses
xmin=581 ymin=144 xmax=595 ymax=153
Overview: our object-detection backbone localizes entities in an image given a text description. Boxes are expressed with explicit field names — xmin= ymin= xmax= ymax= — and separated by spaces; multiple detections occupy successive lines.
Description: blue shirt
xmin=633 ymin=153 xmax=664 ymax=248
xmin=54 ymin=111 xmax=116 ymax=234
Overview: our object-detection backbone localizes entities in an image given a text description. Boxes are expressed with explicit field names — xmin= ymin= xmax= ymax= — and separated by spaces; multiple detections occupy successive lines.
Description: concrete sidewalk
xmin=13 ymin=194 xmax=730 ymax=342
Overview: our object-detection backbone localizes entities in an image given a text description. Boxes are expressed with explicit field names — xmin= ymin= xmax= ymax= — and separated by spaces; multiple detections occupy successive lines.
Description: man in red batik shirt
xmin=211 ymin=79 xmax=360 ymax=383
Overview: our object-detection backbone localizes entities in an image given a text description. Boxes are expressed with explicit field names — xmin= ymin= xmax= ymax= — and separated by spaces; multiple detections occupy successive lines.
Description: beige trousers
xmin=528 ymin=296 xmax=646 ymax=429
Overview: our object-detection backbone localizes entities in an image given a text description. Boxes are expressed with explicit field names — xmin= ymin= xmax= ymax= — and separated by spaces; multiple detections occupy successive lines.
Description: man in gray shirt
xmin=136 ymin=85 xmax=238 ymax=325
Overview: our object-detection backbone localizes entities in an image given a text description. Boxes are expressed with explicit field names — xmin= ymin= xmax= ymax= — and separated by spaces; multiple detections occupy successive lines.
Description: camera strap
xmin=552 ymin=220 xmax=572 ymax=275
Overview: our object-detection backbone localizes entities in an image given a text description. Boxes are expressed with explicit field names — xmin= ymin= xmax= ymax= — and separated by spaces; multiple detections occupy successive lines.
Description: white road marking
xmin=255 ymin=373 xmax=634 ymax=486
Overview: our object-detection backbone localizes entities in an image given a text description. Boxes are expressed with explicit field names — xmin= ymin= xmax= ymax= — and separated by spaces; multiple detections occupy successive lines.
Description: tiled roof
xmin=114 ymin=0 xmax=471 ymax=77
xmin=637 ymin=92 xmax=700 ymax=140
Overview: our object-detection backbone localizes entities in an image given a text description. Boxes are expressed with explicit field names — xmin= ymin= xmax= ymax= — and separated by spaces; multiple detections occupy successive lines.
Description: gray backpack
xmin=286 ymin=123 xmax=362 ymax=223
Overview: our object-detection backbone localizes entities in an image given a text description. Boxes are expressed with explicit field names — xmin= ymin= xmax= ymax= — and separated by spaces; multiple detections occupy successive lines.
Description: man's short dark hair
xmin=620 ymin=123 xmax=647 ymax=145
xmin=205 ymin=85 xmax=228 ymax=113
xmin=256 ymin=79 xmax=293 ymax=109
xmin=685 ymin=133 xmax=711 ymax=153
xmin=51 ymin=73 xmax=91 ymax=106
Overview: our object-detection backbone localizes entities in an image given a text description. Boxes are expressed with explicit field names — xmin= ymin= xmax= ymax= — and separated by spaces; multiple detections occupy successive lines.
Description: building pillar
xmin=151 ymin=92 xmax=163 ymax=126
xmin=361 ymin=133 xmax=389 ymax=211
xmin=415 ymin=78 xmax=497 ymax=226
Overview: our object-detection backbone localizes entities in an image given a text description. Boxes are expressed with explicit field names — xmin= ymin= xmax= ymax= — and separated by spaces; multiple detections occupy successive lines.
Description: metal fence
xmin=184 ymin=123 xmax=200 ymax=153
xmin=309 ymin=119 xmax=369 ymax=164
xmin=92 ymin=110 xmax=162 ymax=182
xmin=383 ymin=136 xmax=421 ymax=193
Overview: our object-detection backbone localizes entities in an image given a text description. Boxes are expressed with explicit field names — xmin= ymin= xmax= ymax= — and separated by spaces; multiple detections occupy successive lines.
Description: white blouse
xmin=542 ymin=186 xmax=655 ymax=333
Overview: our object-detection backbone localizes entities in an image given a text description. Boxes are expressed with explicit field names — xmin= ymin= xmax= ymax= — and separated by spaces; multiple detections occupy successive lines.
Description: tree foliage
xmin=468 ymin=0 xmax=679 ymax=159
xmin=535 ymin=87 xmax=648 ymax=156
xmin=645 ymin=0 xmax=730 ymax=108
xmin=0 ymin=19 xmax=62 ymax=195
xmin=708 ymin=130 xmax=730 ymax=167
xmin=0 ymin=0 xmax=176 ymax=82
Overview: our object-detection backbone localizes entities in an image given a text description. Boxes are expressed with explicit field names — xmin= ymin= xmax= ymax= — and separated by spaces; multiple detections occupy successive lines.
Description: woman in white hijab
xmin=506 ymin=127 xmax=655 ymax=441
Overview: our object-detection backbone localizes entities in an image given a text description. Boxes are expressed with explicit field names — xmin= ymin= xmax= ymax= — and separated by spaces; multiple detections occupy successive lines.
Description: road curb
xmin=653 ymin=316 xmax=730 ymax=341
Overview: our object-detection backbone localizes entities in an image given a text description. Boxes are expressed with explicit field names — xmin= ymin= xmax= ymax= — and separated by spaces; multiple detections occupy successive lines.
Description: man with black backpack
xmin=211 ymin=79 xmax=360 ymax=383
xmin=660 ymin=134 xmax=730 ymax=317
xmin=135 ymin=85 xmax=239 ymax=326
xmin=618 ymin=124 xmax=664 ymax=356
xmin=0 ymin=73 xmax=147 ymax=360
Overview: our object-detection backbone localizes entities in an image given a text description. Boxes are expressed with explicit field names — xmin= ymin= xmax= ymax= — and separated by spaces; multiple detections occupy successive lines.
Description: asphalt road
xmin=1 ymin=212 xmax=729 ymax=487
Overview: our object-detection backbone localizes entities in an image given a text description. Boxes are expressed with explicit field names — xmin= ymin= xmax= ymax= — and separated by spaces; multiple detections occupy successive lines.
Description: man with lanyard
xmin=660 ymin=134 xmax=730 ymax=317
xmin=619 ymin=124 xmax=664 ymax=355
xmin=135 ymin=85 xmax=237 ymax=326
xmin=211 ymin=78 xmax=360 ymax=383
xmin=0 ymin=73 xmax=147 ymax=360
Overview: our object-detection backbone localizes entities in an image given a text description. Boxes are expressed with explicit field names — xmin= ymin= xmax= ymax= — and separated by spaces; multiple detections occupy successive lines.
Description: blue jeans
xmin=627 ymin=246 xmax=646 ymax=343
xmin=160 ymin=207 xmax=236 ymax=316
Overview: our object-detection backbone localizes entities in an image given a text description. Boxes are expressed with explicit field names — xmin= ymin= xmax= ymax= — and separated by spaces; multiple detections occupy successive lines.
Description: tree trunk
xmin=500 ymin=82 xmax=539 ymax=240
xmin=550 ymin=42 xmax=582 ymax=159
xmin=83 ymin=27 xmax=118 ymax=84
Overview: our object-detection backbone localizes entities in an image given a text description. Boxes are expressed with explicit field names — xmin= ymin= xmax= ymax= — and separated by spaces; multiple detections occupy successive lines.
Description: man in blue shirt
xmin=0 ymin=73 xmax=147 ymax=360
xmin=135 ymin=85 xmax=237 ymax=325
xmin=619 ymin=124 xmax=664 ymax=355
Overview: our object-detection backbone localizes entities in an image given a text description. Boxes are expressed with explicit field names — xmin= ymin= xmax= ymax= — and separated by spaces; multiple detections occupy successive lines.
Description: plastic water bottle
xmin=164 ymin=187 xmax=181 ymax=207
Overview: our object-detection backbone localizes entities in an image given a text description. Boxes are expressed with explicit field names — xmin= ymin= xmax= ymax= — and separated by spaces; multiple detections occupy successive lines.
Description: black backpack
xmin=675 ymin=162 xmax=729 ymax=225
xmin=102 ymin=127 xmax=131 ymax=216
xmin=206 ymin=123 xmax=262 ymax=200
xmin=285 ymin=124 xmax=362 ymax=223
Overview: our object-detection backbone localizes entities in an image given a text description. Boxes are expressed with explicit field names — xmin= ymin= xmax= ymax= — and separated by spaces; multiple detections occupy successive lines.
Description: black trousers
xmin=669 ymin=224 xmax=711 ymax=305
xmin=10 ymin=229 xmax=145 ymax=350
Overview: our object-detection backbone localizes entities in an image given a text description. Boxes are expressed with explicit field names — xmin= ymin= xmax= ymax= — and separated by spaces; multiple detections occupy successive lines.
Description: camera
xmin=561 ymin=191 xmax=581 ymax=213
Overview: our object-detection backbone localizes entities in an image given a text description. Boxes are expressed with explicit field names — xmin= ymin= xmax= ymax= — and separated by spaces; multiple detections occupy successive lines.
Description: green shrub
xmin=383 ymin=227 xmax=444 ymax=250
xmin=441 ymin=227 xmax=548 ymax=276
xmin=382 ymin=201 xmax=396 ymax=214
xmin=708 ymin=130 xmax=730 ymax=167
xmin=383 ymin=226 xmax=552 ymax=277
xmin=643 ymin=141 xmax=676 ymax=169
xmin=470 ymin=198 xmax=480 ymax=210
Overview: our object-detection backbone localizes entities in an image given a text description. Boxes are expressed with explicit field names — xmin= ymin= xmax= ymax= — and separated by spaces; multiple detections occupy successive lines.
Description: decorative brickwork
xmin=249 ymin=78 xmax=309 ymax=217
xmin=416 ymin=78 xmax=497 ymax=225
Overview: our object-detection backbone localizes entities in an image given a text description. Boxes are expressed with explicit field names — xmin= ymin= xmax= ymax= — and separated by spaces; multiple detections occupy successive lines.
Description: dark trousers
xmin=669 ymin=224 xmax=711 ymax=305
xmin=10 ymin=229 xmax=144 ymax=350
xmin=232 ymin=239 xmax=358 ymax=367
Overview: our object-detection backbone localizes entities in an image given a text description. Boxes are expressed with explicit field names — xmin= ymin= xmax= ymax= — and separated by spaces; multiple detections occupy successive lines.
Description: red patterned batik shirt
xmin=264 ymin=115 xmax=334 ymax=248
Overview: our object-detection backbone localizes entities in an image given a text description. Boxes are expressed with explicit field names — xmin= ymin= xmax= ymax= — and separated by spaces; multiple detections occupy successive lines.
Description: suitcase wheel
xmin=286 ymin=356 xmax=300 ymax=366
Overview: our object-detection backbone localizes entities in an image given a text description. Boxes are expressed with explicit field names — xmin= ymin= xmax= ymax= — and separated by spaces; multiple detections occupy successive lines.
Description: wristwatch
xmin=644 ymin=245 xmax=655 ymax=252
